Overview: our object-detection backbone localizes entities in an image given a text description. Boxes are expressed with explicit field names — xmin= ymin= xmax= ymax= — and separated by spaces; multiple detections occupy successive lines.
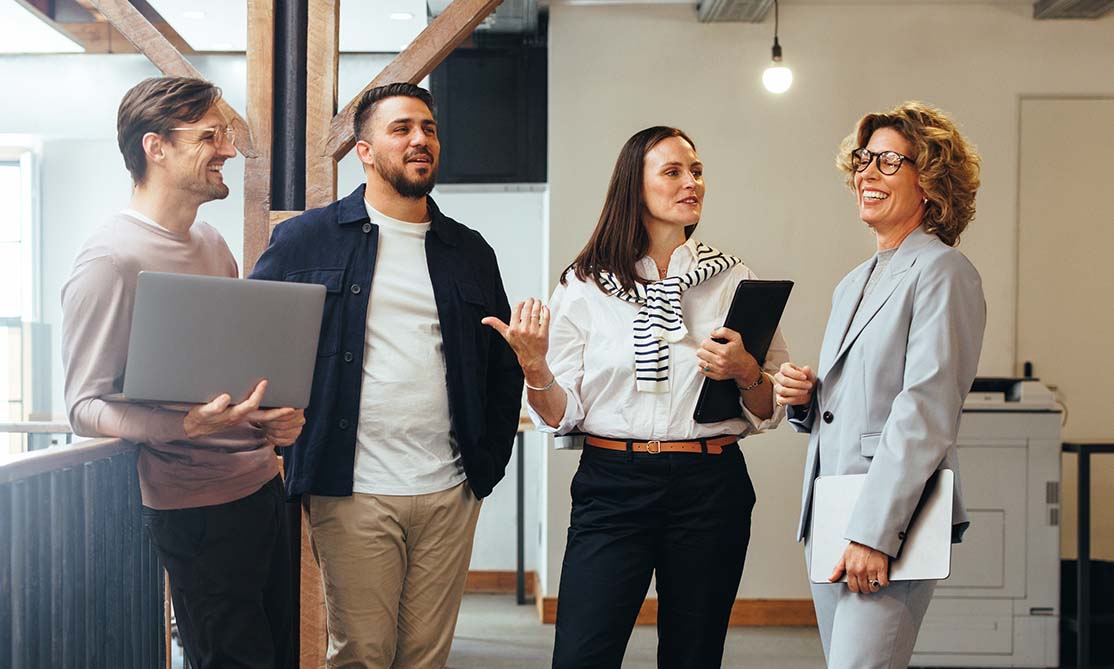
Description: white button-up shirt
xmin=528 ymin=238 xmax=789 ymax=442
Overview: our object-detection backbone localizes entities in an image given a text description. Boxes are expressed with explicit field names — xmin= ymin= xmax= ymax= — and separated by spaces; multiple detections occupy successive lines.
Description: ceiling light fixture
xmin=762 ymin=0 xmax=793 ymax=94
xmin=390 ymin=11 xmax=415 ymax=21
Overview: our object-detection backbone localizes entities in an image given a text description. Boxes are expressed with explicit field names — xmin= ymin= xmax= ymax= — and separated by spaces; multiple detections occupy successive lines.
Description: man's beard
xmin=375 ymin=151 xmax=437 ymax=199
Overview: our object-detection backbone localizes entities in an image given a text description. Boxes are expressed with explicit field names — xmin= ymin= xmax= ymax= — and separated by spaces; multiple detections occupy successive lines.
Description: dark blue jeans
xmin=142 ymin=475 xmax=292 ymax=669
xmin=552 ymin=442 xmax=757 ymax=669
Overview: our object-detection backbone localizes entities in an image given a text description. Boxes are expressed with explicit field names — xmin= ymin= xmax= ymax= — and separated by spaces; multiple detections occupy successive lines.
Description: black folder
xmin=693 ymin=279 xmax=794 ymax=424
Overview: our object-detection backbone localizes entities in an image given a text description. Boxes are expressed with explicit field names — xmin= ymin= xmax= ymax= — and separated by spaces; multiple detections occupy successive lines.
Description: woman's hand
xmin=482 ymin=297 xmax=550 ymax=377
xmin=830 ymin=541 xmax=890 ymax=594
xmin=773 ymin=362 xmax=816 ymax=407
xmin=697 ymin=327 xmax=761 ymax=386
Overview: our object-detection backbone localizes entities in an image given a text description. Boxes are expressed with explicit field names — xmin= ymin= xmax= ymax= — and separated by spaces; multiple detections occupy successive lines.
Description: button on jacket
xmin=249 ymin=185 xmax=524 ymax=500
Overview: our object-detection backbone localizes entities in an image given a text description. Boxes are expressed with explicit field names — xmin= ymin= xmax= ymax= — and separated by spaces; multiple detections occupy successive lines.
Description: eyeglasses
xmin=168 ymin=125 xmax=236 ymax=147
xmin=850 ymin=147 xmax=914 ymax=176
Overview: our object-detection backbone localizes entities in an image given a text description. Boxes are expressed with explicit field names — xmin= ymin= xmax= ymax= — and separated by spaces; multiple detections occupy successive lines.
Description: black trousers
xmin=142 ymin=475 xmax=292 ymax=669
xmin=552 ymin=443 xmax=756 ymax=669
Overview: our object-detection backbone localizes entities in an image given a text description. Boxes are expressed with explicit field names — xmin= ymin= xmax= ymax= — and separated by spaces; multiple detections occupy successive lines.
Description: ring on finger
xmin=869 ymin=579 xmax=881 ymax=589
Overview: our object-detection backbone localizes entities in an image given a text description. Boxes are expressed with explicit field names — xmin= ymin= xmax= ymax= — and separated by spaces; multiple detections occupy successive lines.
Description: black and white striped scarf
xmin=599 ymin=242 xmax=741 ymax=393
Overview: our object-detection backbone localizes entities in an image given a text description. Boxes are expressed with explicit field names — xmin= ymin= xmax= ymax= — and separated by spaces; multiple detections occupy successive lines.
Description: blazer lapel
xmin=818 ymin=260 xmax=871 ymax=379
xmin=823 ymin=226 xmax=938 ymax=377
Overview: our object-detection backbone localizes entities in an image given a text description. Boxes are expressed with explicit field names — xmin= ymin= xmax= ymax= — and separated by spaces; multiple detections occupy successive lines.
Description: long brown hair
xmin=563 ymin=126 xmax=699 ymax=293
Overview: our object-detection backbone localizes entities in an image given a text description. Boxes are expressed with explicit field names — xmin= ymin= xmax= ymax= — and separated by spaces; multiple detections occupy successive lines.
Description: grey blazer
xmin=790 ymin=226 xmax=986 ymax=558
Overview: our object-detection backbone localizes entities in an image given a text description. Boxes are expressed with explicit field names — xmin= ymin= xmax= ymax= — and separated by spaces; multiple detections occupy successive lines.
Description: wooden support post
xmin=306 ymin=0 xmax=340 ymax=209
xmin=323 ymin=0 xmax=503 ymax=161
xmin=244 ymin=0 xmax=275 ymax=274
xmin=87 ymin=0 xmax=255 ymax=158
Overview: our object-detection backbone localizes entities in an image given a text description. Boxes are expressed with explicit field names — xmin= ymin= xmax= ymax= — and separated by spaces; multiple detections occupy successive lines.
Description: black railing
xmin=1 ymin=439 xmax=165 ymax=668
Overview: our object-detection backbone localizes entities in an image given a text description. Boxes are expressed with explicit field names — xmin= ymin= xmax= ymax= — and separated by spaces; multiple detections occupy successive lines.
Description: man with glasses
xmin=62 ymin=76 xmax=300 ymax=668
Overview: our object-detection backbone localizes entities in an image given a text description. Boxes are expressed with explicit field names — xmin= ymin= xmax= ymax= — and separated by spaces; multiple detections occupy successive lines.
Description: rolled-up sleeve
xmin=526 ymin=282 xmax=587 ymax=435
xmin=738 ymin=325 xmax=789 ymax=433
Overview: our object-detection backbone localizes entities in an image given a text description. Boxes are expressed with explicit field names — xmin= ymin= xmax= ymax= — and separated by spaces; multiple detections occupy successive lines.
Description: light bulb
xmin=763 ymin=64 xmax=793 ymax=94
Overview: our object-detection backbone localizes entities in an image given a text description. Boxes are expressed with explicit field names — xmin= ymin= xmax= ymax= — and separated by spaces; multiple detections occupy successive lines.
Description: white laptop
xmin=809 ymin=469 xmax=954 ymax=584
xmin=116 ymin=271 xmax=326 ymax=409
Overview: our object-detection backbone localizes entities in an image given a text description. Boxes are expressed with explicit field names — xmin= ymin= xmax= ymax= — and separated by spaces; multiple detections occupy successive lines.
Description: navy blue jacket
xmin=250 ymin=185 xmax=524 ymax=499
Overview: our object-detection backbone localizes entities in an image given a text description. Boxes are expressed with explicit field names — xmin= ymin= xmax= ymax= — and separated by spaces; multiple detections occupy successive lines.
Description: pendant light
xmin=762 ymin=0 xmax=793 ymax=94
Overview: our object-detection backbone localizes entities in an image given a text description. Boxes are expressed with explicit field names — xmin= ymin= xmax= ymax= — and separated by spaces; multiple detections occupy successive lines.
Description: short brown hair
xmin=117 ymin=77 xmax=221 ymax=184
xmin=353 ymin=83 xmax=435 ymax=141
xmin=564 ymin=126 xmax=698 ymax=293
xmin=837 ymin=101 xmax=981 ymax=246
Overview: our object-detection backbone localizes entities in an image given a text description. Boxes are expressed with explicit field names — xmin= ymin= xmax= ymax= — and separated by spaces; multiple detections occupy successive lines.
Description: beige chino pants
xmin=306 ymin=482 xmax=482 ymax=669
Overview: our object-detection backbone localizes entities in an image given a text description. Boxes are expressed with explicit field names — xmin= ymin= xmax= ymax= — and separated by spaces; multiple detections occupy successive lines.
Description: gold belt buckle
xmin=646 ymin=440 xmax=661 ymax=455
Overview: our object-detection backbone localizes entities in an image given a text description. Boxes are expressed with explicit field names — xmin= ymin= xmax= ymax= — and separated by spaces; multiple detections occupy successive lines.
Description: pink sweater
xmin=62 ymin=213 xmax=278 ymax=510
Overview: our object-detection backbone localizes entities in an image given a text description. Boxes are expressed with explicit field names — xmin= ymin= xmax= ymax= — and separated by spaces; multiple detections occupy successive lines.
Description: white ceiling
xmin=145 ymin=0 xmax=428 ymax=52
xmin=0 ymin=1 xmax=84 ymax=53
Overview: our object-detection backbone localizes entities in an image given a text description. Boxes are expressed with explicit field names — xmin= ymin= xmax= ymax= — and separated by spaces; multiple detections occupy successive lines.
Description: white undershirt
xmin=352 ymin=201 xmax=465 ymax=495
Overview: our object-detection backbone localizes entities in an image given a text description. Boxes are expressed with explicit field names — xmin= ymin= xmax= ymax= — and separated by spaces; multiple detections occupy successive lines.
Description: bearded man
xmin=250 ymin=83 xmax=523 ymax=669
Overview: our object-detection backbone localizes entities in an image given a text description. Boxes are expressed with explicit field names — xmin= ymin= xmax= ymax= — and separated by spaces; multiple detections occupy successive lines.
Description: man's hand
xmin=256 ymin=409 xmax=305 ymax=447
xmin=182 ymin=380 xmax=297 ymax=441
xmin=829 ymin=541 xmax=890 ymax=594
xmin=773 ymin=362 xmax=816 ymax=407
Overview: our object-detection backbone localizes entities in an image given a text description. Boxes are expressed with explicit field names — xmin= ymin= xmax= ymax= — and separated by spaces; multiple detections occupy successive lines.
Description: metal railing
xmin=1 ymin=439 xmax=166 ymax=668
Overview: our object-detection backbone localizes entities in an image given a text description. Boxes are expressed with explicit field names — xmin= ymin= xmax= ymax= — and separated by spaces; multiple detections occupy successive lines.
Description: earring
xmin=922 ymin=197 xmax=928 ymax=204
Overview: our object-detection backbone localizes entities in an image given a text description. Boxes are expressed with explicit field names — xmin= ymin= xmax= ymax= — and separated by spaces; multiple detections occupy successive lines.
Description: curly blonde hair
xmin=836 ymin=101 xmax=981 ymax=247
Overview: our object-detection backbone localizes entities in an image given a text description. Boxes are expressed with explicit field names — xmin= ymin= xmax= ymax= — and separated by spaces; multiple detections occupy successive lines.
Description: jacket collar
xmin=819 ymin=225 xmax=939 ymax=379
xmin=336 ymin=184 xmax=460 ymax=246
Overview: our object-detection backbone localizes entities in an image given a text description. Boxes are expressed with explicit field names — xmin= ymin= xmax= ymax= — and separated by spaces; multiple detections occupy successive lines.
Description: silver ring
xmin=870 ymin=579 xmax=881 ymax=589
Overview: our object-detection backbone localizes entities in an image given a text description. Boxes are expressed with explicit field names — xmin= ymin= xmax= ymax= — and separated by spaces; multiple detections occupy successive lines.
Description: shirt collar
xmin=336 ymin=184 xmax=459 ymax=246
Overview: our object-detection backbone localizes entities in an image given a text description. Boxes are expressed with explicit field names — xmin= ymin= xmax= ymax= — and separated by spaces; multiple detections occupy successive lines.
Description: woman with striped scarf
xmin=484 ymin=126 xmax=789 ymax=668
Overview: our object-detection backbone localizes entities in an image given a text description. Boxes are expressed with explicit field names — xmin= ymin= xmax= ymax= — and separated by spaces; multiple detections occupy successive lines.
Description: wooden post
xmin=244 ymin=0 xmax=275 ymax=274
xmin=306 ymin=0 xmax=340 ymax=209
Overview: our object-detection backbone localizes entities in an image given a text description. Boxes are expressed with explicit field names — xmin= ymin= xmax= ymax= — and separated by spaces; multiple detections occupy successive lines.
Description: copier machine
xmin=912 ymin=378 xmax=1062 ymax=667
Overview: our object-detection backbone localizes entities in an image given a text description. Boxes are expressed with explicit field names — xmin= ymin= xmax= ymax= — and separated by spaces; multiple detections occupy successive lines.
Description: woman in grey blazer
xmin=773 ymin=101 xmax=985 ymax=669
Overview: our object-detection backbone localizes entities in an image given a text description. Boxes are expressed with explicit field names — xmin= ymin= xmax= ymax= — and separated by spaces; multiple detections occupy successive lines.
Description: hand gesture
xmin=773 ymin=362 xmax=816 ymax=406
xmin=830 ymin=540 xmax=890 ymax=594
xmin=697 ymin=327 xmax=761 ymax=386
xmin=482 ymin=298 xmax=550 ymax=372
xmin=182 ymin=380 xmax=297 ymax=441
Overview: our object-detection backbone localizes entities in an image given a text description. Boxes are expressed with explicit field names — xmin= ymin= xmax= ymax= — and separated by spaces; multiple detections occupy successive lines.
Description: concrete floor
xmin=448 ymin=594 xmax=827 ymax=669
xmin=171 ymin=593 xmax=827 ymax=667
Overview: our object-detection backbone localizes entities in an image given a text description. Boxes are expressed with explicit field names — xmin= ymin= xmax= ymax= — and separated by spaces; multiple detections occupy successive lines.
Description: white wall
xmin=544 ymin=2 xmax=1114 ymax=599
xmin=0 ymin=52 xmax=547 ymax=572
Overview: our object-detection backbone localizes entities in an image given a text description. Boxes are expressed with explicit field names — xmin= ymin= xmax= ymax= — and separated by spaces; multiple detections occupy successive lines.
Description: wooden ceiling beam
xmin=73 ymin=0 xmax=107 ymax=21
xmin=87 ymin=0 xmax=257 ymax=158
xmin=322 ymin=0 xmax=503 ymax=162
xmin=57 ymin=21 xmax=193 ymax=54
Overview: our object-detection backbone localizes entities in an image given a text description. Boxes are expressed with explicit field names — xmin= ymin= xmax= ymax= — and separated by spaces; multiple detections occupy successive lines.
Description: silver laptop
xmin=809 ymin=469 xmax=954 ymax=583
xmin=120 ymin=271 xmax=326 ymax=409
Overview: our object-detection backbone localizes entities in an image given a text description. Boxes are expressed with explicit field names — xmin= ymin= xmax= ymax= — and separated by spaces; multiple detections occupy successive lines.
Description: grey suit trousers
xmin=809 ymin=572 xmax=936 ymax=669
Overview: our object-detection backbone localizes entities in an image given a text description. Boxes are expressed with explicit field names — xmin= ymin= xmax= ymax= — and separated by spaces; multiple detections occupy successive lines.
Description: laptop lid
xmin=122 ymin=271 xmax=326 ymax=409
xmin=809 ymin=469 xmax=954 ymax=583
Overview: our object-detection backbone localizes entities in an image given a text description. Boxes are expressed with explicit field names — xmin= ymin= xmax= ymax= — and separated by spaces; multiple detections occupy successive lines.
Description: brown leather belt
xmin=584 ymin=435 xmax=737 ymax=455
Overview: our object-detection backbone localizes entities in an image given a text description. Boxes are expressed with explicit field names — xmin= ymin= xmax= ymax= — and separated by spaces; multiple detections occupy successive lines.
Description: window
xmin=0 ymin=141 xmax=42 ymax=452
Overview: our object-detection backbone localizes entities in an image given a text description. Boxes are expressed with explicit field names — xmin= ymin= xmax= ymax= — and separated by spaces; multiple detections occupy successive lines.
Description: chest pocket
xmin=457 ymin=280 xmax=488 ymax=310
xmin=285 ymin=268 xmax=345 ymax=357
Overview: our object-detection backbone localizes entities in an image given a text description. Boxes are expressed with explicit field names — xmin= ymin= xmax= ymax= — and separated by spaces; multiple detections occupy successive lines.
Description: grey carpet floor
xmin=448 ymin=594 xmax=826 ymax=668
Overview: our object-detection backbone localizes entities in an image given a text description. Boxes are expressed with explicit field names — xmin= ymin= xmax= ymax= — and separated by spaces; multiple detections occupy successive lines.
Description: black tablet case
xmin=693 ymin=279 xmax=794 ymax=424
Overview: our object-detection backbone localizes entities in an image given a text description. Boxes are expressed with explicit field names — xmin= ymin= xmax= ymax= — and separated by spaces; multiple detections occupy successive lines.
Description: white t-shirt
xmin=352 ymin=201 xmax=465 ymax=495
